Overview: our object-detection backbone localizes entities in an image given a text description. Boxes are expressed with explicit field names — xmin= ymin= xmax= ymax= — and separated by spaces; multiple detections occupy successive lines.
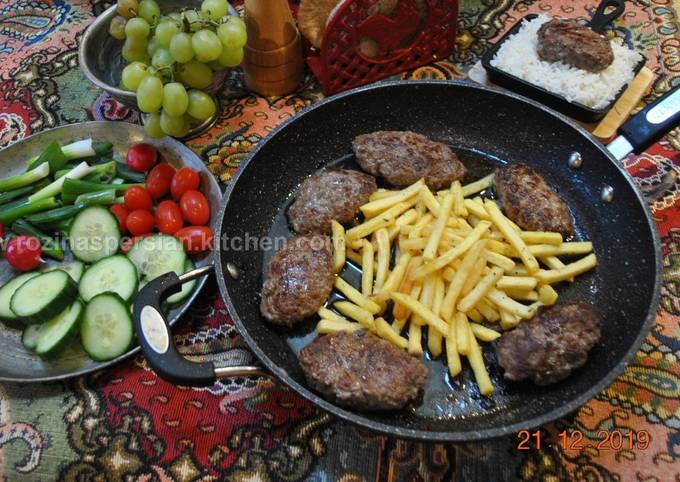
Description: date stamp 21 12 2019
xmin=516 ymin=429 xmax=651 ymax=451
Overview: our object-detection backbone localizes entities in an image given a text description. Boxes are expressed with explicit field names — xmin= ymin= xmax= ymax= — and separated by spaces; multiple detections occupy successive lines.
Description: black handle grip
xmin=618 ymin=84 xmax=680 ymax=154
xmin=589 ymin=0 xmax=625 ymax=33
xmin=132 ymin=265 xmax=217 ymax=387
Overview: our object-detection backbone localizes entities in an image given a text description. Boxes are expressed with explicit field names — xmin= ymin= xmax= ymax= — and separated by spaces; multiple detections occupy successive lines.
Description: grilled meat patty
xmin=536 ymin=18 xmax=614 ymax=72
xmin=260 ymin=234 xmax=334 ymax=326
xmin=352 ymin=131 xmax=467 ymax=190
xmin=496 ymin=303 xmax=601 ymax=385
xmin=494 ymin=163 xmax=574 ymax=236
xmin=298 ymin=330 xmax=428 ymax=410
xmin=288 ymin=168 xmax=377 ymax=235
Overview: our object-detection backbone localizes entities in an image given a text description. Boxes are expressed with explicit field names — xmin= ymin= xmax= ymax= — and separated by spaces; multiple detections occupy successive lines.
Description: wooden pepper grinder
xmin=243 ymin=0 xmax=304 ymax=96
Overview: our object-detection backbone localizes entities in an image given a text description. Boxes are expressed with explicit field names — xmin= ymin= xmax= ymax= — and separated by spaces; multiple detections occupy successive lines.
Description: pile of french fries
xmin=317 ymin=174 xmax=597 ymax=396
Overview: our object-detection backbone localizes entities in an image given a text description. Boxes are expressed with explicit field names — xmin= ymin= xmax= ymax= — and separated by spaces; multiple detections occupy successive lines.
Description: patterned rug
xmin=0 ymin=0 xmax=678 ymax=480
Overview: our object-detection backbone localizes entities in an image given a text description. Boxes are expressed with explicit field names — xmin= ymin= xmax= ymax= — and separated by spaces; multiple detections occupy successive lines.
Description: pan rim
xmin=215 ymin=79 xmax=662 ymax=442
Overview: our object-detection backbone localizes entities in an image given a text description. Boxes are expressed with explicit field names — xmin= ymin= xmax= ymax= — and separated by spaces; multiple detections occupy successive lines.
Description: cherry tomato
xmin=146 ymin=162 xmax=176 ymax=199
xmin=175 ymin=226 xmax=213 ymax=254
xmin=6 ymin=235 xmax=42 ymax=271
xmin=0 ymin=223 xmax=4 ymax=239
xmin=123 ymin=186 xmax=153 ymax=211
xmin=170 ymin=167 xmax=200 ymax=200
xmin=155 ymin=200 xmax=184 ymax=234
xmin=110 ymin=204 xmax=130 ymax=234
xmin=179 ymin=190 xmax=210 ymax=225
xmin=121 ymin=234 xmax=152 ymax=254
xmin=126 ymin=209 xmax=155 ymax=236
xmin=127 ymin=143 xmax=158 ymax=172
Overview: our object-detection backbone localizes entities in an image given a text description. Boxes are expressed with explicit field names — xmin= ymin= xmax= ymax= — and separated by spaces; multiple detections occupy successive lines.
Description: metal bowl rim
xmin=78 ymin=5 xmax=136 ymax=101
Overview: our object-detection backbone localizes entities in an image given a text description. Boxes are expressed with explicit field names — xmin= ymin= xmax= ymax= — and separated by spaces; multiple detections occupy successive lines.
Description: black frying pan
xmin=133 ymin=80 xmax=670 ymax=441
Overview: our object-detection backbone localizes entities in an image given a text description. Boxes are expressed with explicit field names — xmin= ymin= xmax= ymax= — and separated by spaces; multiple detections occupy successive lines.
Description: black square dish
xmin=481 ymin=14 xmax=646 ymax=123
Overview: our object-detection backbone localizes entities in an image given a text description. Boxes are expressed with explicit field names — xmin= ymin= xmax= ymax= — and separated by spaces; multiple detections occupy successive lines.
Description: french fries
xmin=334 ymin=301 xmax=376 ymax=332
xmin=484 ymin=199 xmax=539 ymax=273
xmin=520 ymin=231 xmax=562 ymax=245
xmin=470 ymin=323 xmax=501 ymax=341
xmin=466 ymin=323 xmax=494 ymax=395
xmin=419 ymin=185 xmax=441 ymax=215
xmin=458 ymin=267 xmax=504 ymax=313
xmin=536 ymin=254 xmax=597 ymax=283
xmin=440 ymin=240 xmax=487 ymax=321
xmin=537 ymin=284 xmax=558 ymax=306
xmin=427 ymin=276 xmax=446 ymax=357
xmin=317 ymin=318 xmax=361 ymax=334
xmin=391 ymin=293 xmax=449 ymax=336
xmin=318 ymin=307 xmax=346 ymax=323
xmin=312 ymin=177 xmax=596 ymax=397
xmin=360 ymin=180 xmax=424 ymax=218
xmin=461 ymin=173 xmax=495 ymax=197
xmin=374 ymin=228 xmax=391 ymax=291
xmin=373 ymin=253 xmax=412 ymax=303
xmin=456 ymin=312 xmax=470 ymax=355
xmin=408 ymin=322 xmax=423 ymax=355
xmin=423 ymin=193 xmax=454 ymax=259
xmin=334 ymin=277 xmax=381 ymax=314
xmin=528 ymin=241 xmax=593 ymax=257
xmin=361 ymin=240 xmax=374 ymax=296
xmin=497 ymin=276 xmax=537 ymax=291
xmin=451 ymin=181 xmax=468 ymax=217
xmin=412 ymin=221 xmax=491 ymax=279
xmin=375 ymin=317 xmax=408 ymax=349
xmin=446 ymin=316 xmax=461 ymax=376
xmin=331 ymin=220 xmax=346 ymax=273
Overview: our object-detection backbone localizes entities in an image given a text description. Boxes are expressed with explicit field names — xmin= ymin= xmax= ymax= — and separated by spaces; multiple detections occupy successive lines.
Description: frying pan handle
xmin=132 ymin=265 xmax=265 ymax=387
xmin=608 ymin=84 xmax=680 ymax=159
xmin=589 ymin=0 xmax=625 ymax=34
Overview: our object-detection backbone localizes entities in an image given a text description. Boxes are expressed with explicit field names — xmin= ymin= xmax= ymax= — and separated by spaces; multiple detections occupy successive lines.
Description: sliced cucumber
xmin=35 ymin=301 xmax=83 ymax=358
xmin=69 ymin=206 xmax=121 ymax=263
xmin=0 ymin=273 xmax=40 ymax=322
xmin=81 ymin=293 xmax=133 ymax=361
xmin=127 ymin=234 xmax=187 ymax=280
xmin=43 ymin=260 xmax=85 ymax=283
xmin=9 ymin=271 xmax=78 ymax=324
xmin=79 ymin=255 xmax=138 ymax=302
xmin=21 ymin=324 xmax=43 ymax=350
xmin=167 ymin=259 xmax=197 ymax=306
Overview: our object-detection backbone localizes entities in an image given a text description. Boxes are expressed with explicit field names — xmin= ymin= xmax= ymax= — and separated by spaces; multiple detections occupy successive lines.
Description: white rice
xmin=490 ymin=15 xmax=643 ymax=110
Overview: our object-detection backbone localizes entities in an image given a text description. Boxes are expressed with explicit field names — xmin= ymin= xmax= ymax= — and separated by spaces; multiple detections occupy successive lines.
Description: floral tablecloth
xmin=0 ymin=0 xmax=678 ymax=480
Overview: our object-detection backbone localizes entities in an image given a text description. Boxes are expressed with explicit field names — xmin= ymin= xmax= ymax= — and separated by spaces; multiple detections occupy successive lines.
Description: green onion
xmin=0 ymin=179 xmax=49 ymax=205
xmin=82 ymin=161 xmax=117 ymax=183
xmin=0 ymin=163 xmax=50 ymax=193
xmin=94 ymin=142 xmax=113 ymax=156
xmin=26 ymin=140 xmax=68 ymax=173
xmin=116 ymin=163 xmax=146 ymax=183
xmin=26 ymin=139 xmax=96 ymax=170
xmin=11 ymin=219 xmax=65 ymax=260
xmin=0 ymin=195 xmax=58 ymax=224
xmin=74 ymin=189 xmax=116 ymax=206
xmin=25 ymin=203 xmax=86 ymax=226
xmin=62 ymin=178 xmax=139 ymax=204
xmin=28 ymin=161 xmax=94 ymax=203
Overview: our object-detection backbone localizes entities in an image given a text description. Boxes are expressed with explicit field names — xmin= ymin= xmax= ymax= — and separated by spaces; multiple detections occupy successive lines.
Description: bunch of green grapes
xmin=108 ymin=0 xmax=247 ymax=138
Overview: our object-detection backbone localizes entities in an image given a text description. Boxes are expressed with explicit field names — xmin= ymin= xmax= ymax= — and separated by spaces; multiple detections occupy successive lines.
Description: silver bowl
xmin=79 ymin=1 xmax=237 ymax=135
xmin=0 ymin=121 xmax=221 ymax=382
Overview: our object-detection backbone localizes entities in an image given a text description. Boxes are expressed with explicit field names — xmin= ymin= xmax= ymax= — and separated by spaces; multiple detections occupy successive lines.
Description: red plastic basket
xmin=306 ymin=0 xmax=458 ymax=95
